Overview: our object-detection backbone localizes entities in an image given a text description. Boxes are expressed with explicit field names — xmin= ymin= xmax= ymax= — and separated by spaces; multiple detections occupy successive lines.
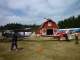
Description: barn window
xmin=48 ymin=22 xmax=52 ymax=26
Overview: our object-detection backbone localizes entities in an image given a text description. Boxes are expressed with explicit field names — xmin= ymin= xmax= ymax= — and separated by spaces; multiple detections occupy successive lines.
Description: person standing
xmin=11 ymin=31 xmax=18 ymax=50
xmin=75 ymin=33 xmax=79 ymax=44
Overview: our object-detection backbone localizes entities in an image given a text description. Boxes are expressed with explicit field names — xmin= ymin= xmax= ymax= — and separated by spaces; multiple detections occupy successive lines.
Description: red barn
xmin=36 ymin=19 xmax=58 ymax=36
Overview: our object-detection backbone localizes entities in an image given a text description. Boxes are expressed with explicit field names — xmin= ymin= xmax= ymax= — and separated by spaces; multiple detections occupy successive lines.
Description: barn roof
xmin=40 ymin=18 xmax=58 ymax=28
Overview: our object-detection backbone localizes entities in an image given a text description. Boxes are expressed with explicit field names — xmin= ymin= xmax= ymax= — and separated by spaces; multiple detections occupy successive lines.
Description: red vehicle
xmin=56 ymin=29 xmax=67 ymax=37
xmin=53 ymin=29 xmax=70 ymax=40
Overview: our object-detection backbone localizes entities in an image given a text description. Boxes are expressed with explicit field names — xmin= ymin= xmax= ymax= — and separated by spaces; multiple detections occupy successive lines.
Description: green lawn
xmin=0 ymin=40 xmax=80 ymax=60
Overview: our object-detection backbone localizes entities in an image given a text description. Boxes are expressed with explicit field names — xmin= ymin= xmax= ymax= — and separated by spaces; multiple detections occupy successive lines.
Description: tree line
xmin=0 ymin=23 xmax=40 ymax=32
xmin=58 ymin=15 xmax=80 ymax=28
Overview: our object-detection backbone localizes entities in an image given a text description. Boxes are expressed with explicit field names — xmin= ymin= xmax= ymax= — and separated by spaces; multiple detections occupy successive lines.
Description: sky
xmin=0 ymin=0 xmax=80 ymax=25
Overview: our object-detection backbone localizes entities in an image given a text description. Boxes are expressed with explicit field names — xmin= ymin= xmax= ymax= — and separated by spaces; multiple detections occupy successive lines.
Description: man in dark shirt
xmin=11 ymin=31 xmax=18 ymax=50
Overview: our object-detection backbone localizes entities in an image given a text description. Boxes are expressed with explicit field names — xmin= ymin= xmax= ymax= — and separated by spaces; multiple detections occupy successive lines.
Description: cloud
xmin=0 ymin=0 xmax=80 ymax=25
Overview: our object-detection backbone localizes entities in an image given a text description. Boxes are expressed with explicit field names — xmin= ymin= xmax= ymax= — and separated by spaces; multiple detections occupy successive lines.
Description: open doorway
xmin=47 ymin=29 xmax=53 ymax=35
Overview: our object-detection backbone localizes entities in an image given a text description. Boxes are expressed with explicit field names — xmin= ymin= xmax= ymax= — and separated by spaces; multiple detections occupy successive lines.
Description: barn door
xmin=47 ymin=29 xmax=53 ymax=35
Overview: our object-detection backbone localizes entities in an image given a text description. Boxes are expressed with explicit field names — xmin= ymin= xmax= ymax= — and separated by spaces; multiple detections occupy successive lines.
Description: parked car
xmin=56 ymin=29 xmax=68 ymax=37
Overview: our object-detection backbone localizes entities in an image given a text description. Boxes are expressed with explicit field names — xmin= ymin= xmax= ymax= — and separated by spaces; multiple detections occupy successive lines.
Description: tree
xmin=58 ymin=15 xmax=80 ymax=28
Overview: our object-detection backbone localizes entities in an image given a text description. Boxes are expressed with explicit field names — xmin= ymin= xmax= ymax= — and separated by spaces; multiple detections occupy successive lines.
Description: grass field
xmin=0 ymin=39 xmax=80 ymax=60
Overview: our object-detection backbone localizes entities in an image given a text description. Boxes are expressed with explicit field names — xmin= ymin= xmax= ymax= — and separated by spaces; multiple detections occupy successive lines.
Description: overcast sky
xmin=0 ymin=0 xmax=80 ymax=25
